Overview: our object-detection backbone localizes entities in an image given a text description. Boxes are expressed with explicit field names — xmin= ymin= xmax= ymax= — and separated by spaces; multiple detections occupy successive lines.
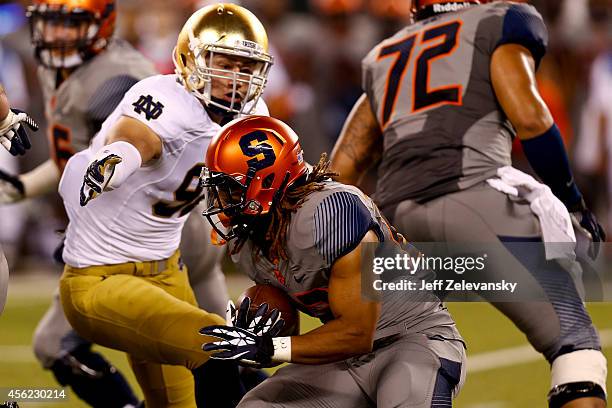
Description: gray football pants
xmin=239 ymin=330 xmax=466 ymax=408
xmin=386 ymin=182 xmax=601 ymax=362
xmin=33 ymin=205 xmax=229 ymax=367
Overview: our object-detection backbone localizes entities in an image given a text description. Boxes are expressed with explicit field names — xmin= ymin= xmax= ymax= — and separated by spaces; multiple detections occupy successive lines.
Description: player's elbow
xmin=512 ymin=107 xmax=554 ymax=140
xmin=343 ymin=326 xmax=375 ymax=354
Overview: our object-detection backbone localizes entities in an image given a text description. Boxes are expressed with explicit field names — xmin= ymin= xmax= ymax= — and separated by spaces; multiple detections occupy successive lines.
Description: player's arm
xmin=0 ymin=84 xmax=9 ymax=119
xmin=79 ymin=116 xmax=162 ymax=206
xmin=491 ymin=44 xmax=605 ymax=244
xmin=330 ymin=93 xmax=383 ymax=187
xmin=201 ymin=231 xmax=382 ymax=366
xmin=288 ymin=230 xmax=381 ymax=364
xmin=0 ymin=83 xmax=38 ymax=156
xmin=0 ymin=159 xmax=60 ymax=204
xmin=491 ymin=44 xmax=553 ymax=139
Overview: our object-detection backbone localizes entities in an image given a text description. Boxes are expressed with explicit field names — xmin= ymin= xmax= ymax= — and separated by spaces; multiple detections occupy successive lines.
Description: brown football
xmin=238 ymin=284 xmax=300 ymax=337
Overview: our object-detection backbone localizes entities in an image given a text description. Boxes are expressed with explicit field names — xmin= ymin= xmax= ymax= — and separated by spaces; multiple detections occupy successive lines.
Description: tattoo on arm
xmin=331 ymin=94 xmax=383 ymax=185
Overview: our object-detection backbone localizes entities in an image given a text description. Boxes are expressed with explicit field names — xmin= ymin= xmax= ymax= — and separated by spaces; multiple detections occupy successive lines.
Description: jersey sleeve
xmin=361 ymin=46 xmax=378 ymax=99
xmin=87 ymin=75 xmax=140 ymax=131
xmin=118 ymin=76 xmax=185 ymax=142
xmin=497 ymin=3 xmax=548 ymax=67
xmin=313 ymin=191 xmax=380 ymax=265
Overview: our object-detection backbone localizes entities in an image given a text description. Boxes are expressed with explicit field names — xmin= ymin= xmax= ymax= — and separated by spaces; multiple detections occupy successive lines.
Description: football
xmin=239 ymin=284 xmax=300 ymax=337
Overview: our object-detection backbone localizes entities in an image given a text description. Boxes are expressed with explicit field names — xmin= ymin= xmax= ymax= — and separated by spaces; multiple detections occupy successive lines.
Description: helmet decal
xmin=202 ymin=116 xmax=308 ymax=242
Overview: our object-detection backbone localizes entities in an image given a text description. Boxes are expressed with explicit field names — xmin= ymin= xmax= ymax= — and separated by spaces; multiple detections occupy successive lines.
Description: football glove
xmin=79 ymin=154 xmax=122 ymax=207
xmin=226 ymin=297 xmax=281 ymax=335
xmin=572 ymin=209 xmax=606 ymax=259
xmin=0 ymin=168 xmax=24 ymax=204
xmin=0 ymin=109 xmax=38 ymax=156
xmin=201 ymin=301 xmax=285 ymax=368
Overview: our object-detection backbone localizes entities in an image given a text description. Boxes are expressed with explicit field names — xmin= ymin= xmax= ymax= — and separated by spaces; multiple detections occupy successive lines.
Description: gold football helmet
xmin=173 ymin=3 xmax=273 ymax=115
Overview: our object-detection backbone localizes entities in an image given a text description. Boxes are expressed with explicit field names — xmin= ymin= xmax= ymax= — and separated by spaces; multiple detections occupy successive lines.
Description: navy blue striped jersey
xmin=233 ymin=181 xmax=457 ymax=339
xmin=362 ymin=2 xmax=547 ymax=207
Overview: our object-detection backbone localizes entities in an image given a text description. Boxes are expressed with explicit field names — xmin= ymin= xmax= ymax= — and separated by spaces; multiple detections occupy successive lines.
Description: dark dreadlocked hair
xmin=246 ymin=153 xmax=338 ymax=262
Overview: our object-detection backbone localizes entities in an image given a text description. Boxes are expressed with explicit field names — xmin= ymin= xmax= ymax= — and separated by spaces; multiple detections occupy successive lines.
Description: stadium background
xmin=0 ymin=0 xmax=610 ymax=406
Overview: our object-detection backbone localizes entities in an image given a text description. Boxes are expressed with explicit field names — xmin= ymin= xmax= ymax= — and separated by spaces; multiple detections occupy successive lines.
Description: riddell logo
xmin=433 ymin=2 xmax=473 ymax=13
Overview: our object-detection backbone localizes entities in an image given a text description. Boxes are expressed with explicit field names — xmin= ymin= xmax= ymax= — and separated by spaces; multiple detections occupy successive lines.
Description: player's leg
xmin=59 ymin=254 xmax=244 ymax=407
xmin=391 ymin=183 xmax=607 ymax=408
xmin=357 ymin=333 xmax=465 ymax=408
xmin=238 ymin=361 xmax=370 ymax=408
xmin=180 ymin=206 xmax=228 ymax=316
xmin=128 ymin=356 xmax=195 ymax=408
xmin=60 ymin=257 xmax=221 ymax=367
xmin=32 ymin=243 xmax=140 ymax=407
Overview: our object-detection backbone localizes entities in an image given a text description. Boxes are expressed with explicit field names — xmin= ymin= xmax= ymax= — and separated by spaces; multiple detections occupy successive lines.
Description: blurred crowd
xmin=0 ymin=0 xmax=610 ymax=271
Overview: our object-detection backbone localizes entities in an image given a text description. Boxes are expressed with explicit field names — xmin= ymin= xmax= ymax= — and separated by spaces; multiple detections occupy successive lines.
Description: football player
xmin=330 ymin=1 xmax=607 ymax=407
xmin=0 ymin=83 xmax=38 ymax=316
xmin=58 ymin=4 xmax=273 ymax=407
xmin=0 ymin=1 xmax=231 ymax=406
xmin=1 ymin=1 xmax=156 ymax=406
xmin=199 ymin=115 xmax=466 ymax=407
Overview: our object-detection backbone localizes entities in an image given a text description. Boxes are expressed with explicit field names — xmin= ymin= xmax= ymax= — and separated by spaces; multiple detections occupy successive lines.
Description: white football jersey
xmin=60 ymin=74 xmax=269 ymax=267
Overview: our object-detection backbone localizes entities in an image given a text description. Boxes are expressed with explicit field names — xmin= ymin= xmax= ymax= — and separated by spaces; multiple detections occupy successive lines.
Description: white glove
xmin=0 ymin=109 xmax=38 ymax=156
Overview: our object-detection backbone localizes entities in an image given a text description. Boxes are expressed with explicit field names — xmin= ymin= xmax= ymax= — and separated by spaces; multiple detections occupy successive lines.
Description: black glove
xmin=227 ymin=297 xmax=282 ymax=335
xmin=201 ymin=301 xmax=285 ymax=368
xmin=569 ymin=199 xmax=606 ymax=259
xmin=0 ymin=108 xmax=38 ymax=156
xmin=576 ymin=209 xmax=606 ymax=259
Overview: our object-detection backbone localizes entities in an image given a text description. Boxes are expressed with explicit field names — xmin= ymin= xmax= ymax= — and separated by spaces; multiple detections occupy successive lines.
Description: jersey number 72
xmin=377 ymin=20 xmax=463 ymax=128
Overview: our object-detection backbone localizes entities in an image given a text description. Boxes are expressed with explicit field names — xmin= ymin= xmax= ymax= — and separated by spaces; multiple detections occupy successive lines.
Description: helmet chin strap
xmin=205 ymin=96 xmax=240 ymax=125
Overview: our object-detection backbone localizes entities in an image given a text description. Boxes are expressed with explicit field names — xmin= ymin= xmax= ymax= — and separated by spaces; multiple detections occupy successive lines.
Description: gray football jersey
xmin=233 ymin=181 xmax=457 ymax=339
xmin=362 ymin=2 xmax=547 ymax=207
xmin=38 ymin=39 xmax=157 ymax=171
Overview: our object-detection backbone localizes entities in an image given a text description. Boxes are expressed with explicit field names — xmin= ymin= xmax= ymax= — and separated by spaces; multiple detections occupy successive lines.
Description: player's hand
xmin=0 ymin=168 xmax=24 ymax=204
xmin=201 ymin=304 xmax=284 ymax=368
xmin=572 ymin=209 xmax=606 ymax=259
xmin=227 ymin=297 xmax=281 ymax=334
xmin=0 ymin=109 xmax=38 ymax=156
xmin=79 ymin=154 xmax=122 ymax=207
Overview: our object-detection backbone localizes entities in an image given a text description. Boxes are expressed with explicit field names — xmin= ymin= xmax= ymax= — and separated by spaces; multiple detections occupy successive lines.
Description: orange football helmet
xmin=202 ymin=115 xmax=307 ymax=241
xmin=411 ymin=0 xmax=480 ymax=20
xmin=27 ymin=0 xmax=116 ymax=68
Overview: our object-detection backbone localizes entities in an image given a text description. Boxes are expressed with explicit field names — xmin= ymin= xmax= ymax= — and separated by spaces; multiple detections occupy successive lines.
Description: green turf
xmin=1 ymin=277 xmax=610 ymax=408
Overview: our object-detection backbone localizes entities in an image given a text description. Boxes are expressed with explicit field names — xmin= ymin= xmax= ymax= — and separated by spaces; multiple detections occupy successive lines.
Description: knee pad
xmin=549 ymin=349 xmax=607 ymax=407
